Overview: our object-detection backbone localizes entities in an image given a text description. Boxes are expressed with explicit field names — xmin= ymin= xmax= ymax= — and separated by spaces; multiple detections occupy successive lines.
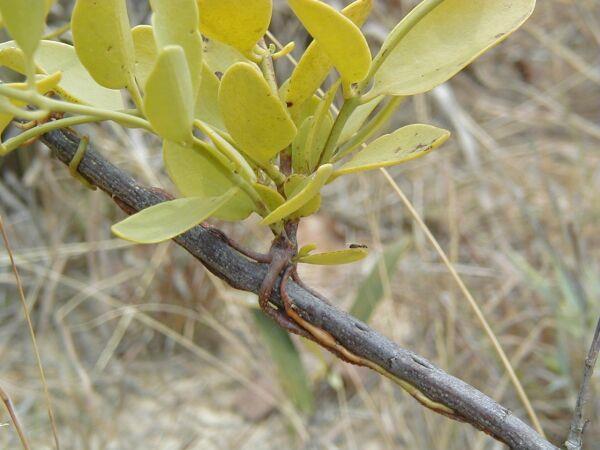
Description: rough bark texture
xmin=40 ymin=129 xmax=558 ymax=450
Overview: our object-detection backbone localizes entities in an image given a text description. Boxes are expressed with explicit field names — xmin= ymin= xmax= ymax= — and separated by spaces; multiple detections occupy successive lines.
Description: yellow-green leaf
xmin=288 ymin=0 xmax=371 ymax=84
xmin=111 ymin=192 xmax=235 ymax=244
xmin=283 ymin=174 xmax=321 ymax=219
xmin=285 ymin=0 xmax=372 ymax=107
xmin=335 ymin=124 xmax=450 ymax=176
xmin=339 ymin=96 xmax=382 ymax=144
xmin=163 ymin=140 xmax=255 ymax=221
xmin=291 ymin=116 xmax=313 ymax=175
xmin=0 ymin=0 xmax=45 ymax=59
xmin=369 ymin=0 xmax=536 ymax=98
xmin=150 ymin=0 xmax=203 ymax=94
xmin=72 ymin=0 xmax=135 ymax=90
xmin=297 ymin=243 xmax=317 ymax=258
xmin=219 ymin=62 xmax=296 ymax=163
xmin=143 ymin=46 xmax=194 ymax=143
xmin=253 ymin=183 xmax=285 ymax=212
xmin=261 ymin=164 xmax=332 ymax=225
xmin=197 ymin=0 xmax=272 ymax=54
xmin=298 ymin=248 xmax=368 ymax=265
xmin=196 ymin=64 xmax=226 ymax=131
xmin=0 ymin=41 xmax=124 ymax=110
xmin=203 ymin=39 xmax=249 ymax=75
xmin=132 ymin=25 xmax=158 ymax=88
xmin=304 ymin=81 xmax=338 ymax=171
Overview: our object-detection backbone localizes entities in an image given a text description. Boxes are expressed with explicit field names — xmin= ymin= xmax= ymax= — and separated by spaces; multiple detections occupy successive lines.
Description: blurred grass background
xmin=0 ymin=0 xmax=599 ymax=448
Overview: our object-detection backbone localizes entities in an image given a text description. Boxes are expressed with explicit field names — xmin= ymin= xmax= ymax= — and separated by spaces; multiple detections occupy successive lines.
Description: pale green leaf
xmin=203 ymin=39 xmax=249 ymax=75
xmin=0 ymin=0 xmax=45 ymax=58
xmin=291 ymin=116 xmax=314 ymax=175
xmin=288 ymin=0 xmax=371 ymax=84
xmin=253 ymin=183 xmax=285 ymax=212
xmin=195 ymin=64 xmax=226 ymax=131
xmin=298 ymin=248 xmax=368 ymax=265
xmin=297 ymin=243 xmax=317 ymax=258
xmin=197 ymin=0 xmax=272 ymax=54
xmin=335 ymin=124 xmax=450 ymax=176
xmin=72 ymin=0 xmax=136 ymax=90
xmin=261 ymin=164 xmax=332 ymax=225
xmin=219 ymin=62 xmax=296 ymax=163
xmin=304 ymin=81 xmax=338 ymax=171
xmin=285 ymin=0 xmax=372 ymax=107
xmin=163 ymin=140 xmax=255 ymax=221
xmin=339 ymin=96 xmax=383 ymax=144
xmin=0 ymin=41 xmax=124 ymax=110
xmin=252 ymin=311 xmax=314 ymax=414
xmin=369 ymin=0 xmax=536 ymax=98
xmin=132 ymin=25 xmax=158 ymax=88
xmin=143 ymin=46 xmax=194 ymax=143
xmin=111 ymin=192 xmax=235 ymax=244
xmin=350 ymin=239 xmax=409 ymax=322
xmin=283 ymin=174 xmax=321 ymax=219
xmin=150 ymin=0 xmax=203 ymax=94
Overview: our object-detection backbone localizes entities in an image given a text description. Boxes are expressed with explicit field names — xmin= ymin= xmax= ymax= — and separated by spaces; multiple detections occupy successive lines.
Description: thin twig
xmin=0 ymin=217 xmax=60 ymax=450
xmin=565 ymin=316 xmax=600 ymax=450
xmin=0 ymin=385 xmax=31 ymax=450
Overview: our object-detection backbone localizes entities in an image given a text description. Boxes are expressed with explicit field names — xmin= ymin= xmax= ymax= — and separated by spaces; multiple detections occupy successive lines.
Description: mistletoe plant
xmin=0 ymin=0 xmax=535 ymax=334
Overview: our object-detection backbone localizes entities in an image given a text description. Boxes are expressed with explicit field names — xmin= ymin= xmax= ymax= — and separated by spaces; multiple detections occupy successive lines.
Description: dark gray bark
xmin=40 ymin=129 xmax=558 ymax=450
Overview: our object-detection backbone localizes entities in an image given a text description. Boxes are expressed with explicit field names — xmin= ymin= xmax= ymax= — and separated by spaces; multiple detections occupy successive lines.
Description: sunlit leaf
xmin=334 ymin=124 xmax=450 ymax=176
xmin=219 ymin=62 xmax=296 ymax=163
xmin=261 ymin=164 xmax=332 ymax=225
xmin=283 ymin=174 xmax=321 ymax=219
xmin=297 ymin=243 xmax=317 ymax=258
xmin=339 ymin=96 xmax=383 ymax=144
xmin=72 ymin=0 xmax=136 ymax=90
xmin=0 ymin=0 xmax=45 ymax=59
xmin=150 ymin=0 xmax=203 ymax=94
xmin=252 ymin=310 xmax=314 ymax=414
xmin=197 ymin=0 xmax=272 ymax=54
xmin=298 ymin=248 xmax=368 ymax=265
xmin=288 ymin=0 xmax=371 ymax=84
xmin=285 ymin=0 xmax=372 ymax=107
xmin=132 ymin=25 xmax=158 ymax=88
xmin=0 ymin=41 xmax=124 ymax=110
xmin=350 ymin=239 xmax=409 ymax=322
xmin=143 ymin=46 xmax=194 ymax=143
xmin=368 ymin=0 xmax=536 ymax=98
xmin=163 ymin=140 xmax=255 ymax=221
xmin=111 ymin=192 xmax=235 ymax=244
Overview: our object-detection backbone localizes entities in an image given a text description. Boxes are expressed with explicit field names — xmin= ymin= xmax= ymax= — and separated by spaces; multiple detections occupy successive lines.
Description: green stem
xmin=0 ymin=85 xmax=152 ymax=131
xmin=319 ymin=96 xmax=361 ymax=166
xmin=358 ymin=0 xmax=444 ymax=94
xmin=1 ymin=115 xmax=103 ymax=155
xmin=42 ymin=22 xmax=71 ymax=40
xmin=333 ymin=96 xmax=404 ymax=162
xmin=126 ymin=73 xmax=144 ymax=111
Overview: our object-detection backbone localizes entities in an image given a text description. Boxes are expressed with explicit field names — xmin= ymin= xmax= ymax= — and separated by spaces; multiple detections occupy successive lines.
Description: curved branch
xmin=40 ymin=129 xmax=557 ymax=450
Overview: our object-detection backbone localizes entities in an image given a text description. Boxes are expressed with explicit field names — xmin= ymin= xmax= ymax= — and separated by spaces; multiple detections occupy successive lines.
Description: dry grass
xmin=1 ymin=0 xmax=599 ymax=448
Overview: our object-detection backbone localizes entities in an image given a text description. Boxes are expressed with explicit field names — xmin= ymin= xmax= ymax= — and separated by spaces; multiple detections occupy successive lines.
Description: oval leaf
xmin=260 ymin=163 xmax=332 ymax=225
xmin=285 ymin=0 xmax=372 ymax=107
xmin=335 ymin=124 xmax=450 ymax=176
xmin=72 ymin=0 xmax=136 ymax=89
xmin=111 ymin=192 xmax=235 ymax=244
xmin=369 ymin=0 xmax=536 ymax=98
xmin=288 ymin=0 xmax=371 ymax=84
xmin=198 ymin=0 xmax=272 ymax=54
xmin=132 ymin=25 xmax=158 ymax=88
xmin=0 ymin=40 xmax=124 ymax=110
xmin=283 ymin=174 xmax=321 ymax=219
xmin=143 ymin=46 xmax=194 ymax=143
xmin=298 ymin=248 xmax=368 ymax=265
xmin=339 ymin=96 xmax=383 ymax=144
xmin=163 ymin=140 xmax=255 ymax=221
xmin=150 ymin=0 xmax=203 ymax=94
xmin=195 ymin=64 xmax=226 ymax=131
xmin=0 ymin=0 xmax=45 ymax=58
xmin=219 ymin=62 xmax=297 ymax=163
